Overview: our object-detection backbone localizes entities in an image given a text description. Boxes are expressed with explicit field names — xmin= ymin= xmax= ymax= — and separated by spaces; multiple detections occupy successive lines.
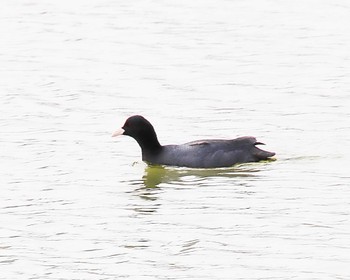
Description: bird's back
xmin=144 ymin=137 xmax=275 ymax=168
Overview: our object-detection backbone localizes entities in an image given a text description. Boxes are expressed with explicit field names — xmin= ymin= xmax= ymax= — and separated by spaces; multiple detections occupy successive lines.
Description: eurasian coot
xmin=113 ymin=115 xmax=275 ymax=168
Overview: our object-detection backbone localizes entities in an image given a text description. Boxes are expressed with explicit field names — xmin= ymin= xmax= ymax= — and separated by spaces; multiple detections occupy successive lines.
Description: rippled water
xmin=1 ymin=0 xmax=350 ymax=279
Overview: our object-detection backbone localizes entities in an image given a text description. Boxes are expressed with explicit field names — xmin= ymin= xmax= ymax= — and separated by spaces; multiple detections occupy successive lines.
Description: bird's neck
xmin=136 ymin=131 xmax=162 ymax=155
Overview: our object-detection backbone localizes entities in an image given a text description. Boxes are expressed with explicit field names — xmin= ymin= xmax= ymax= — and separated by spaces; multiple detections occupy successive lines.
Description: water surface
xmin=1 ymin=0 xmax=350 ymax=279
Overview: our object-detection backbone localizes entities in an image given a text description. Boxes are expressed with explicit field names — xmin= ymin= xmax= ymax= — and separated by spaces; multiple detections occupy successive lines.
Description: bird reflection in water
xmin=131 ymin=161 xmax=273 ymax=215
xmin=141 ymin=163 xmax=269 ymax=188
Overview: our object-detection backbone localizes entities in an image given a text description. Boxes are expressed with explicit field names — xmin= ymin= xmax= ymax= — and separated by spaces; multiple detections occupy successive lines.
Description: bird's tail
xmin=253 ymin=142 xmax=275 ymax=160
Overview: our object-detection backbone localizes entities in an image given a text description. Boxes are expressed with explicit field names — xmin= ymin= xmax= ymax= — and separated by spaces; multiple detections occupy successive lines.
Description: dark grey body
xmin=142 ymin=137 xmax=274 ymax=168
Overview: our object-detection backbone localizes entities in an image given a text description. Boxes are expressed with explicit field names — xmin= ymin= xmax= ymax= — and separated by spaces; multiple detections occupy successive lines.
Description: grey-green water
xmin=1 ymin=0 xmax=350 ymax=279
